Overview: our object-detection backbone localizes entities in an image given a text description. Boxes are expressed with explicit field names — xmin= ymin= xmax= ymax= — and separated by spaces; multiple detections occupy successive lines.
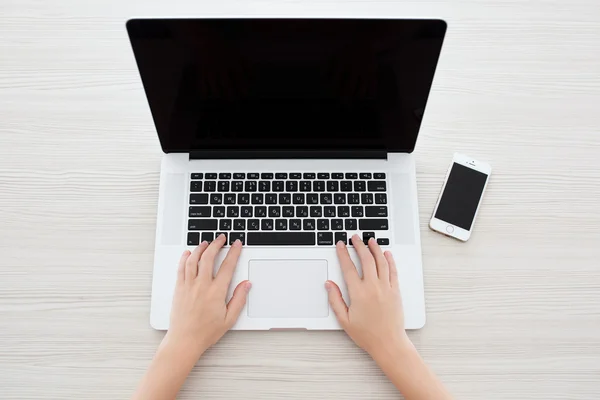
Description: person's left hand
xmin=164 ymin=234 xmax=251 ymax=359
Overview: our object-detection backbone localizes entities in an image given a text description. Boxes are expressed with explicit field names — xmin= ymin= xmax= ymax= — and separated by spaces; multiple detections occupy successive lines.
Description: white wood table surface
xmin=1 ymin=1 xmax=599 ymax=399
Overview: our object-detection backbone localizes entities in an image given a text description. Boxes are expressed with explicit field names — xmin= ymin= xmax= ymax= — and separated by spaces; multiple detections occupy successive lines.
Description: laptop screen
xmin=127 ymin=19 xmax=446 ymax=154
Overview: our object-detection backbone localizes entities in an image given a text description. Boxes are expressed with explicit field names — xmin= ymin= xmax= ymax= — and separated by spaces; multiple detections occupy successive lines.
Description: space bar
xmin=247 ymin=232 xmax=316 ymax=245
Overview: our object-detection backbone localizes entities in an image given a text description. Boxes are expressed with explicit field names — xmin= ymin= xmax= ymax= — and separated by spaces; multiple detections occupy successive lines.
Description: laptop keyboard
xmin=186 ymin=172 xmax=390 ymax=247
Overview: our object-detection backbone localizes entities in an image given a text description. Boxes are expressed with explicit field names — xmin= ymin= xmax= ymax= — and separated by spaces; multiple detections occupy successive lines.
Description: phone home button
xmin=446 ymin=225 xmax=454 ymax=234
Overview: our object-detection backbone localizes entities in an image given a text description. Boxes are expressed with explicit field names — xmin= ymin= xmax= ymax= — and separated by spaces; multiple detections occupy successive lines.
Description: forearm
xmin=132 ymin=334 xmax=202 ymax=400
xmin=372 ymin=338 xmax=452 ymax=400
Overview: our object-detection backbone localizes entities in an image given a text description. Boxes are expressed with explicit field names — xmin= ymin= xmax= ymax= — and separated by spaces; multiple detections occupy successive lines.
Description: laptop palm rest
xmin=248 ymin=259 xmax=329 ymax=318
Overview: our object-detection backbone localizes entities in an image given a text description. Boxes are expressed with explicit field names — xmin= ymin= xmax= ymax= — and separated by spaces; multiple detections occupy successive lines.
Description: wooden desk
xmin=1 ymin=1 xmax=599 ymax=399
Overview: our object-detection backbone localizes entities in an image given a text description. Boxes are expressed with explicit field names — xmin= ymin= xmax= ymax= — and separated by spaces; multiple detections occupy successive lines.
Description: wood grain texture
xmin=1 ymin=0 xmax=600 ymax=398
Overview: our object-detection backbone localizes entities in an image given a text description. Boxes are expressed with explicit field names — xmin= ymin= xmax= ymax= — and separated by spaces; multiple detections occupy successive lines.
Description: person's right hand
xmin=326 ymin=235 xmax=410 ymax=358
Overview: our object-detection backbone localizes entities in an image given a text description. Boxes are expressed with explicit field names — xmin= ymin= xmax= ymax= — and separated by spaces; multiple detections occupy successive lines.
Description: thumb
xmin=225 ymin=280 xmax=251 ymax=327
xmin=325 ymin=280 xmax=349 ymax=327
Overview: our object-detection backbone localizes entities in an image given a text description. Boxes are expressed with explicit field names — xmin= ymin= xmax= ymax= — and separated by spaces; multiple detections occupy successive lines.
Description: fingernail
xmin=245 ymin=281 xmax=252 ymax=291
xmin=183 ymin=250 xmax=191 ymax=256
xmin=218 ymin=234 xmax=225 ymax=240
xmin=234 ymin=239 xmax=242 ymax=247
xmin=201 ymin=240 xmax=208 ymax=246
xmin=336 ymin=240 xmax=344 ymax=248
xmin=369 ymin=237 xmax=376 ymax=243
xmin=324 ymin=281 xmax=332 ymax=291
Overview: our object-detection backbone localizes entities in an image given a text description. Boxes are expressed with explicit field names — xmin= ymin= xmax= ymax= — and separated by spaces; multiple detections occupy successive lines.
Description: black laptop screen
xmin=126 ymin=19 xmax=446 ymax=154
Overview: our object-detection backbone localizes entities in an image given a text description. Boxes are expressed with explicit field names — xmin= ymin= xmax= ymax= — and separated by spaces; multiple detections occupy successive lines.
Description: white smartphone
xmin=429 ymin=153 xmax=491 ymax=241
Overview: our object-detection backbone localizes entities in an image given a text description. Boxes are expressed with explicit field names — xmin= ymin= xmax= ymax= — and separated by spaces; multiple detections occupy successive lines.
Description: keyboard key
xmin=187 ymin=232 xmax=200 ymax=245
xmin=310 ymin=206 xmax=322 ymax=217
xmin=354 ymin=181 xmax=366 ymax=192
xmin=360 ymin=173 xmax=372 ymax=179
xmin=320 ymin=193 xmax=333 ymax=204
xmin=314 ymin=181 xmax=325 ymax=192
xmin=317 ymin=173 xmax=330 ymax=179
xmin=205 ymin=173 xmax=217 ymax=179
xmin=218 ymin=181 xmax=230 ymax=192
xmin=241 ymin=206 xmax=253 ymax=217
xmin=317 ymin=219 xmax=329 ymax=230
xmin=293 ymin=194 xmax=305 ymax=204
xmin=363 ymin=231 xmax=376 ymax=244
xmin=210 ymin=194 xmax=222 ymax=204
xmin=188 ymin=219 xmax=218 ymax=231
xmin=366 ymin=206 xmax=388 ymax=217
xmin=351 ymin=206 xmax=364 ymax=217
xmin=348 ymin=193 xmax=360 ymax=204
xmin=279 ymin=193 xmax=291 ymax=204
xmin=213 ymin=206 xmax=225 ymax=217
xmin=248 ymin=173 xmax=260 ymax=179
xmin=238 ymin=194 xmax=250 ymax=204
xmin=368 ymin=181 xmax=387 ymax=192
xmin=324 ymin=206 xmax=336 ymax=217
xmin=252 ymin=193 xmax=263 ymax=204
xmin=261 ymin=173 xmax=274 ymax=179
xmin=191 ymin=173 xmax=203 ymax=180
xmin=334 ymin=232 xmax=347 ymax=244
xmin=273 ymin=181 xmax=285 ymax=192
xmin=265 ymin=194 xmax=277 ymax=204
xmin=255 ymin=206 xmax=267 ymax=217
xmin=229 ymin=232 xmax=245 ymax=245
xmin=303 ymin=173 xmax=316 ymax=179
xmin=190 ymin=181 xmax=202 ymax=192
xmin=361 ymin=193 xmax=374 ymax=204
xmin=334 ymin=193 xmax=346 ymax=204
xmin=247 ymin=232 xmax=315 ymax=245
xmin=331 ymin=219 xmax=344 ymax=230
xmin=290 ymin=219 xmax=302 ymax=230
xmin=345 ymin=219 xmax=357 ymax=230
xmin=233 ymin=173 xmax=245 ymax=179
xmin=268 ymin=206 xmax=281 ymax=217
xmin=204 ymin=181 xmax=216 ymax=192
xmin=219 ymin=219 xmax=232 ymax=230
xmin=374 ymin=173 xmax=386 ymax=179
xmin=359 ymin=219 xmax=389 ymax=230
xmin=227 ymin=206 xmax=239 ymax=217
xmin=332 ymin=173 xmax=344 ymax=179
xmin=377 ymin=238 xmax=390 ymax=245
xmin=290 ymin=173 xmax=302 ymax=179
xmin=317 ymin=232 xmax=334 ymax=245
xmin=261 ymin=219 xmax=274 ymax=230
xmin=232 ymin=181 xmax=244 ymax=192
xmin=259 ymin=181 xmax=271 ymax=192
xmin=201 ymin=232 xmax=214 ymax=243
xmin=189 ymin=206 xmax=211 ymax=217
xmin=286 ymin=181 xmax=298 ymax=192
xmin=215 ymin=232 xmax=228 ymax=242
xmin=275 ymin=173 xmax=288 ymax=179
xmin=341 ymin=181 xmax=353 ymax=192
xmin=303 ymin=219 xmax=316 ymax=230
xmin=296 ymin=206 xmax=309 ymax=217
xmin=345 ymin=173 xmax=358 ymax=179
xmin=338 ymin=206 xmax=350 ymax=217
xmin=245 ymin=181 xmax=257 ymax=192
xmin=248 ymin=219 xmax=260 ymax=230
xmin=300 ymin=181 xmax=311 ymax=192
xmin=307 ymin=194 xmax=319 ymax=204
xmin=276 ymin=219 xmax=288 ymax=230
xmin=234 ymin=219 xmax=246 ymax=231
xmin=283 ymin=206 xmax=294 ymax=217
xmin=219 ymin=173 xmax=231 ymax=179
xmin=224 ymin=193 xmax=236 ymax=204
xmin=375 ymin=193 xmax=387 ymax=204
xmin=327 ymin=181 xmax=339 ymax=192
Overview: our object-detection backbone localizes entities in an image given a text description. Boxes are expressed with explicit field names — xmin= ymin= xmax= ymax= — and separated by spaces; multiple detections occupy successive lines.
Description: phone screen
xmin=435 ymin=163 xmax=488 ymax=230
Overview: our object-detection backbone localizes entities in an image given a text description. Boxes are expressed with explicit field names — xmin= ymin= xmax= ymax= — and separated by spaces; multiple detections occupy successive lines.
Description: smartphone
xmin=429 ymin=153 xmax=491 ymax=241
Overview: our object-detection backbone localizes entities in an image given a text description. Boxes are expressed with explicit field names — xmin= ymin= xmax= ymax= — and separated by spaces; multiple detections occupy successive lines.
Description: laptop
xmin=126 ymin=18 xmax=446 ymax=330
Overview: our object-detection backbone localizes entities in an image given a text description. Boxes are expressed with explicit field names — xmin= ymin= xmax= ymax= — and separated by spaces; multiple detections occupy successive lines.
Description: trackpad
xmin=248 ymin=259 xmax=328 ymax=318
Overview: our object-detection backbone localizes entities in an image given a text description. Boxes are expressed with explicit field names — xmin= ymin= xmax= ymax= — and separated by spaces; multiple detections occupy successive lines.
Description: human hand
xmin=164 ymin=234 xmax=251 ymax=359
xmin=326 ymin=235 xmax=410 ymax=359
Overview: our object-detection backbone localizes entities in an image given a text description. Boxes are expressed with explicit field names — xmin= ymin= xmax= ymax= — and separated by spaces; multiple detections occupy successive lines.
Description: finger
xmin=177 ymin=250 xmax=191 ymax=284
xmin=336 ymin=241 xmax=360 ymax=287
xmin=385 ymin=251 xmax=399 ymax=289
xmin=185 ymin=241 xmax=209 ymax=282
xmin=197 ymin=234 xmax=226 ymax=280
xmin=225 ymin=280 xmax=252 ymax=328
xmin=215 ymin=239 xmax=243 ymax=289
xmin=351 ymin=235 xmax=377 ymax=281
xmin=368 ymin=237 xmax=389 ymax=283
xmin=325 ymin=281 xmax=349 ymax=328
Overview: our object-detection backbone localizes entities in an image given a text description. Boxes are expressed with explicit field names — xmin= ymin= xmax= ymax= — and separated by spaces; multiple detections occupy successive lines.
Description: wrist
xmin=159 ymin=332 xmax=207 ymax=365
xmin=369 ymin=333 xmax=414 ymax=368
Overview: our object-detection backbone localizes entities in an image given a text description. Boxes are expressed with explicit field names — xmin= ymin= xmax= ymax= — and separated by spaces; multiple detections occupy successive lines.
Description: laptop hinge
xmin=189 ymin=150 xmax=387 ymax=160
